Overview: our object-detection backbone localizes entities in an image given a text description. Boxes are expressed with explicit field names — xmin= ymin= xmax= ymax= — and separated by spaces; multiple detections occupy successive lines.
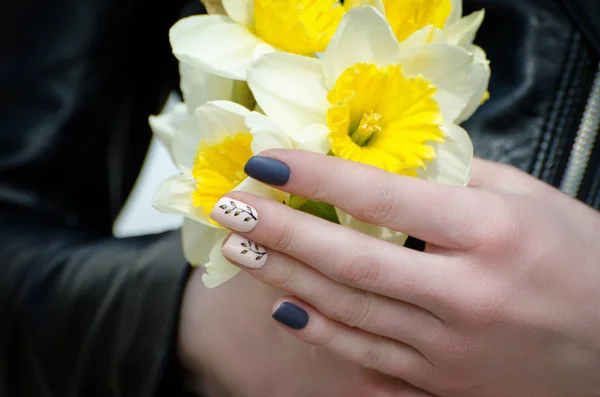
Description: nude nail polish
xmin=210 ymin=197 xmax=258 ymax=232
xmin=222 ymin=234 xmax=267 ymax=269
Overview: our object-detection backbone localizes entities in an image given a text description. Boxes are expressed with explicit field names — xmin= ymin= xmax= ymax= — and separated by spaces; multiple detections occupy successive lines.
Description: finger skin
xmin=271 ymin=297 xmax=436 ymax=391
xmin=213 ymin=192 xmax=461 ymax=315
xmin=253 ymin=149 xmax=497 ymax=249
xmin=222 ymin=232 xmax=445 ymax=350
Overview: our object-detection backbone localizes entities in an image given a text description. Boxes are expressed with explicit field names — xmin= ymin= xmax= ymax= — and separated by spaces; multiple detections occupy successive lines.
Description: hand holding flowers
xmin=152 ymin=1 xmax=490 ymax=287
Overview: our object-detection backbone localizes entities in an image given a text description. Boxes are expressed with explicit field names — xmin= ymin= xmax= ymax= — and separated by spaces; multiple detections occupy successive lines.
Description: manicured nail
xmin=222 ymin=234 xmax=267 ymax=269
xmin=244 ymin=156 xmax=290 ymax=186
xmin=210 ymin=197 xmax=258 ymax=232
xmin=272 ymin=302 xmax=309 ymax=330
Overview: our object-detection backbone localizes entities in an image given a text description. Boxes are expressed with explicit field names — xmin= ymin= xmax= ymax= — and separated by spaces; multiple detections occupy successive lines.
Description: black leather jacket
xmin=0 ymin=0 xmax=598 ymax=396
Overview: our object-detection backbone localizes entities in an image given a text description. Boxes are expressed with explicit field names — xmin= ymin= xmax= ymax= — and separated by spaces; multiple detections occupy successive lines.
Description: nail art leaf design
xmin=219 ymin=200 xmax=258 ymax=222
xmin=239 ymin=239 xmax=266 ymax=261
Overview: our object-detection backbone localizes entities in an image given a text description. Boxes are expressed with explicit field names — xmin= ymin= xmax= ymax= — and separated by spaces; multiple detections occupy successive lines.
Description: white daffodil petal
xmin=446 ymin=10 xmax=485 ymax=48
xmin=194 ymin=100 xmax=252 ymax=146
xmin=399 ymin=26 xmax=447 ymax=51
xmin=246 ymin=111 xmax=285 ymax=135
xmin=251 ymin=129 xmax=293 ymax=154
xmin=456 ymin=50 xmax=490 ymax=123
xmin=446 ymin=0 xmax=463 ymax=27
xmin=247 ymin=52 xmax=328 ymax=131
xmin=148 ymin=102 xmax=189 ymax=159
xmin=170 ymin=112 xmax=202 ymax=172
xmin=287 ymin=124 xmax=331 ymax=153
xmin=223 ymin=0 xmax=254 ymax=27
xmin=336 ymin=208 xmax=408 ymax=246
xmin=202 ymin=237 xmax=241 ymax=288
xmin=422 ymin=124 xmax=473 ymax=186
xmin=170 ymin=15 xmax=262 ymax=80
xmin=234 ymin=177 xmax=288 ymax=203
xmin=247 ymin=112 xmax=294 ymax=153
xmin=152 ymin=174 xmax=212 ymax=226
xmin=323 ymin=6 xmax=399 ymax=87
xmin=179 ymin=63 xmax=234 ymax=112
xmin=182 ymin=218 xmax=222 ymax=266
xmin=252 ymin=42 xmax=277 ymax=62
xmin=398 ymin=44 xmax=485 ymax=123
xmin=179 ymin=63 xmax=257 ymax=112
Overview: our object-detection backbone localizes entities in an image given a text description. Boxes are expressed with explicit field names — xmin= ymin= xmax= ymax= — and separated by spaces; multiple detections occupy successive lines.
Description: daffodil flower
xmin=151 ymin=100 xmax=297 ymax=287
xmin=345 ymin=0 xmax=480 ymax=48
xmin=247 ymin=6 xmax=484 ymax=243
xmin=168 ymin=0 xmax=345 ymax=81
xmin=346 ymin=0 xmax=490 ymax=111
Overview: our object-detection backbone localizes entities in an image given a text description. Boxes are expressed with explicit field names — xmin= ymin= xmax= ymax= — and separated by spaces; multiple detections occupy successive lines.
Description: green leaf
xmin=298 ymin=200 xmax=340 ymax=224
xmin=219 ymin=205 xmax=227 ymax=209
xmin=255 ymin=255 xmax=263 ymax=260
xmin=241 ymin=243 xmax=248 ymax=247
xmin=241 ymin=250 xmax=248 ymax=254
xmin=234 ymin=211 xmax=241 ymax=216
xmin=288 ymin=195 xmax=308 ymax=210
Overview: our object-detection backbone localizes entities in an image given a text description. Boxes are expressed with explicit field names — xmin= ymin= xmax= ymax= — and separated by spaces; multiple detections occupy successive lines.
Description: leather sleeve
xmin=0 ymin=0 xmax=200 ymax=395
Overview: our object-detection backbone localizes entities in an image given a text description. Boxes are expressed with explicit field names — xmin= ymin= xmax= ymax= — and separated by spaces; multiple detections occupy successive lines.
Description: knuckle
xmin=451 ymin=280 xmax=511 ymax=326
xmin=271 ymin=221 xmax=296 ymax=253
xmin=306 ymin=325 xmax=335 ymax=348
xmin=445 ymin=333 xmax=474 ymax=359
xmin=467 ymin=195 xmax=522 ymax=252
xmin=331 ymin=290 xmax=373 ymax=328
xmin=354 ymin=176 xmax=397 ymax=225
xmin=334 ymin=251 xmax=381 ymax=287
xmin=358 ymin=338 xmax=388 ymax=370
xmin=264 ymin=260 xmax=298 ymax=290
xmin=471 ymin=285 xmax=510 ymax=325
xmin=433 ymin=377 xmax=474 ymax=397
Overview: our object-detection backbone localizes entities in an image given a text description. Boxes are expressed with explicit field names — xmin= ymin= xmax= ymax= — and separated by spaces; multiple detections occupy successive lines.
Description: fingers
xmin=270 ymin=298 xmax=436 ymax=391
xmin=244 ymin=150 xmax=493 ymax=249
xmin=222 ymin=232 xmax=444 ymax=348
xmin=212 ymin=195 xmax=459 ymax=314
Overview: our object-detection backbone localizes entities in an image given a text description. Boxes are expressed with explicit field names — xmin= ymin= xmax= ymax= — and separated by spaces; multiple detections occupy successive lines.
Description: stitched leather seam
xmin=532 ymin=30 xmax=580 ymax=182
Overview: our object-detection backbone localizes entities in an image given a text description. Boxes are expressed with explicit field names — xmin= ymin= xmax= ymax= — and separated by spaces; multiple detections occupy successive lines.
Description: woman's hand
xmin=178 ymin=265 xmax=434 ymax=396
xmin=210 ymin=150 xmax=600 ymax=397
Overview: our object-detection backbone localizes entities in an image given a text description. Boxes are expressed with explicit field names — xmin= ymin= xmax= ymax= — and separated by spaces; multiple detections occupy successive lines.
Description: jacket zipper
xmin=559 ymin=63 xmax=600 ymax=197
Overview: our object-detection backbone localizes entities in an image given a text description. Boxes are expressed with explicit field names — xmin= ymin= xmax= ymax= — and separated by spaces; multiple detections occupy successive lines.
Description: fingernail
xmin=272 ymin=302 xmax=309 ymax=330
xmin=222 ymin=234 xmax=267 ymax=269
xmin=244 ymin=156 xmax=290 ymax=186
xmin=210 ymin=197 xmax=258 ymax=232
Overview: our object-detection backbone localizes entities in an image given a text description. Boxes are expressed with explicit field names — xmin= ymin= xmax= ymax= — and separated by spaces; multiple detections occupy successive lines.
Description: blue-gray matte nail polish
xmin=272 ymin=302 xmax=309 ymax=330
xmin=244 ymin=156 xmax=291 ymax=186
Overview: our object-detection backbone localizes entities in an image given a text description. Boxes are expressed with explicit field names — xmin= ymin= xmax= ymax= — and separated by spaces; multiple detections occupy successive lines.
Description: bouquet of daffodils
xmin=151 ymin=0 xmax=490 ymax=288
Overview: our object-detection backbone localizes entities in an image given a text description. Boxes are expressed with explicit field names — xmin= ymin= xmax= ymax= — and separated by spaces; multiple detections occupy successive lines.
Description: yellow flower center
xmin=253 ymin=0 xmax=344 ymax=55
xmin=384 ymin=0 xmax=452 ymax=42
xmin=191 ymin=133 xmax=253 ymax=214
xmin=345 ymin=0 xmax=452 ymax=42
xmin=327 ymin=63 xmax=445 ymax=175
